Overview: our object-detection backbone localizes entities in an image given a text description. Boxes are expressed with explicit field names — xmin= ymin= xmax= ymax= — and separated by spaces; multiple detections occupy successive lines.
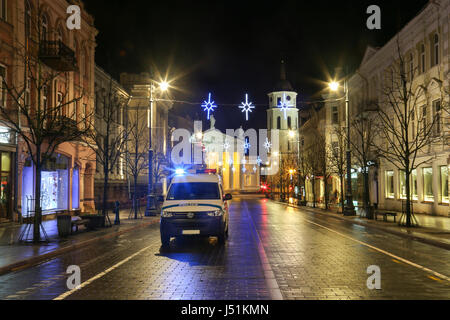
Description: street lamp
xmin=146 ymin=80 xmax=169 ymax=216
xmin=329 ymin=78 xmax=356 ymax=216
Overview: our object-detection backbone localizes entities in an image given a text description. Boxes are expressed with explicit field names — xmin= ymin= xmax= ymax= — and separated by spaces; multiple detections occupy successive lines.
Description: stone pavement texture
xmin=0 ymin=196 xmax=448 ymax=300
xmin=0 ymin=211 xmax=159 ymax=275
xmin=279 ymin=201 xmax=450 ymax=249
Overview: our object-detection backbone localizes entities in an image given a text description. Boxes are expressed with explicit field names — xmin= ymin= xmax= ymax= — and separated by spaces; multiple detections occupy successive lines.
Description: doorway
xmin=0 ymin=152 xmax=12 ymax=221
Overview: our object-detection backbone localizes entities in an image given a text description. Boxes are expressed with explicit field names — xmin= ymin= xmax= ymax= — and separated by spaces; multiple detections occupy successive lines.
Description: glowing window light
xmin=239 ymin=94 xmax=255 ymax=121
xmin=201 ymin=93 xmax=217 ymax=120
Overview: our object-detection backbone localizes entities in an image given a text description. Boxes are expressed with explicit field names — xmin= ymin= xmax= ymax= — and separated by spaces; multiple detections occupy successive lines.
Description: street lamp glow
xmin=289 ymin=130 xmax=296 ymax=138
xmin=159 ymin=81 xmax=169 ymax=92
xmin=329 ymin=81 xmax=339 ymax=92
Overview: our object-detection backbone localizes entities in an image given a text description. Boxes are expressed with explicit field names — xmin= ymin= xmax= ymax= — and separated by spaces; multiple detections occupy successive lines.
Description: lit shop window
xmin=385 ymin=170 xmax=394 ymax=199
xmin=441 ymin=166 xmax=449 ymax=204
xmin=423 ymin=167 xmax=433 ymax=202
xmin=399 ymin=170 xmax=418 ymax=200
xmin=399 ymin=171 xmax=406 ymax=199
xmin=411 ymin=169 xmax=418 ymax=200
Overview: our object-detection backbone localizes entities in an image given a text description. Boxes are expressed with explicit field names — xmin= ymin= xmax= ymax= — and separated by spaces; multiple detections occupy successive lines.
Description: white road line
xmin=53 ymin=244 xmax=153 ymax=300
xmin=302 ymin=218 xmax=450 ymax=283
xmin=245 ymin=203 xmax=284 ymax=300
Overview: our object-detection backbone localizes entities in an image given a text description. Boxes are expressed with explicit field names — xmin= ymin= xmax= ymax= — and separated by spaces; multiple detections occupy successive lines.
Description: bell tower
xmin=267 ymin=60 xmax=299 ymax=154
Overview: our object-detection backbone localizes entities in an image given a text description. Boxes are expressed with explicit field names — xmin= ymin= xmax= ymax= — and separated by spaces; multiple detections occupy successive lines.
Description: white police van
xmin=160 ymin=169 xmax=232 ymax=247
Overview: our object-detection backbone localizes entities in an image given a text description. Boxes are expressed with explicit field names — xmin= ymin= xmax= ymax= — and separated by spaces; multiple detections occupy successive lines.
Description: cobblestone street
xmin=0 ymin=196 xmax=449 ymax=300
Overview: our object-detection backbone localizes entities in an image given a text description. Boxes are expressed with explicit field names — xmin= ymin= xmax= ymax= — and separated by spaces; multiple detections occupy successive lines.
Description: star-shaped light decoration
xmin=278 ymin=93 xmax=290 ymax=120
xmin=201 ymin=93 xmax=217 ymax=120
xmin=253 ymin=166 xmax=258 ymax=173
xmin=264 ymin=138 xmax=272 ymax=152
xmin=239 ymin=94 xmax=255 ymax=121
xmin=243 ymin=141 xmax=251 ymax=153
xmin=256 ymin=156 xmax=263 ymax=166
xmin=242 ymin=167 xmax=247 ymax=173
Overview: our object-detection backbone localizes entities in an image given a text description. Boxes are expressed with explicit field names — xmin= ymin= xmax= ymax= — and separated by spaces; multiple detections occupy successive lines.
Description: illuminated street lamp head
xmin=159 ymin=81 xmax=169 ymax=92
xmin=329 ymin=81 xmax=339 ymax=92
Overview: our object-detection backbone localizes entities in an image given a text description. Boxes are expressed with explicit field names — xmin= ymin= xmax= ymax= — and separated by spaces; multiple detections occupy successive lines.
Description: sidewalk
xmin=0 ymin=211 xmax=159 ymax=276
xmin=277 ymin=201 xmax=450 ymax=250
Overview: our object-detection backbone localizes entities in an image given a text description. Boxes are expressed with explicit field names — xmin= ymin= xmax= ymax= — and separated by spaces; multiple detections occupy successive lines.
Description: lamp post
xmin=329 ymin=78 xmax=355 ymax=216
xmin=145 ymin=80 xmax=169 ymax=216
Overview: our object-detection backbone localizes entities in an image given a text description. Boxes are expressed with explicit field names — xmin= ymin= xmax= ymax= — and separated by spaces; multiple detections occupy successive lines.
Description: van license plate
xmin=183 ymin=230 xmax=200 ymax=235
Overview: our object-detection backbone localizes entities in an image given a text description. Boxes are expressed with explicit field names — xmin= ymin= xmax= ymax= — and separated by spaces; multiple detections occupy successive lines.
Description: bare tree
xmin=372 ymin=40 xmax=447 ymax=227
xmin=0 ymin=7 xmax=91 ymax=242
xmin=315 ymin=133 xmax=332 ymax=210
xmin=85 ymin=78 xmax=130 ymax=219
xmin=125 ymin=104 xmax=149 ymax=219
xmin=349 ymin=111 xmax=378 ymax=218
xmin=328 ymin=126 xmax=346 ymax=213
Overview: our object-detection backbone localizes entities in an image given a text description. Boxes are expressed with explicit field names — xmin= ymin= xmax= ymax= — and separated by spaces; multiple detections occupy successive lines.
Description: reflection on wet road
xmin=1 ymin=196 xmax=449 ymax=300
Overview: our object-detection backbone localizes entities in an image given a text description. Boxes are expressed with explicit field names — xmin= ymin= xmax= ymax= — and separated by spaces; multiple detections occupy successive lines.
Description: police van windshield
xmin=166 ymin=183 xmax=220 ymax=200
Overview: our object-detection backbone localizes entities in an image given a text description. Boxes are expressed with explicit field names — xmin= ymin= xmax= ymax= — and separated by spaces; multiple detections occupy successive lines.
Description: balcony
xmin=39 ymin=40 xmax=77 ymax=72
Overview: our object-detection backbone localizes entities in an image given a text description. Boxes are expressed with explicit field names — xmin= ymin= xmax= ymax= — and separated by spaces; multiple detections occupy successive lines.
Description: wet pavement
xmin=0 ymin=196 xmax=449 ymax=300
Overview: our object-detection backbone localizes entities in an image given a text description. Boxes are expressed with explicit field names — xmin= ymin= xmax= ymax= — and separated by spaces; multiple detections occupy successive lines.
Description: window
xmin=399 ymin=170 xmax=418 ymax=200
xmin=332 ymin=106 xmax=338 ymax=124
xmin=410 ymin=108 xmax=415 ymax=139
xmin=420 ymin=44 xmax=426 ymax=73
xmin=421 ymin=105 xmax=428 ymax=135
xmin=167 ymin=183 xmax=220 ymax=200
xmin=440 ymin=166 xmax=448 ymax=204
xmin=277 ymin=97 xmax=281 ymax=106
xmin=0 ymin=0 xmax=6 ymax=21
xmin=277 ymin=116 xmax=281 ymax=130
xmin=411 ymin=169 xmax=418 ymax=200
xmin=42 ymin=85 xmax=48 ymax=111
xmin=57 ymin=92 xmax=63 ymax=116
xmin=433 ymin=100 xmax=441 ymax=136
xmin=287 ymin=116 xmax=291 ymax=129
xmin=433 ymin=34 xmax=439 ymax=66
xmin=0 ymin=65 xmax=5 ymax=108
xmin=385 ymin=170 xmax=394 ymax=199
xmin=399 ymin=170 xmax=406 ymax=199
xmin=423 ymin=167 xmax=433 ymax=201
xmin=40 ymin=15 xmax=48 ymax=41
xmin=57 ymin=28 xmax=63 ymax=43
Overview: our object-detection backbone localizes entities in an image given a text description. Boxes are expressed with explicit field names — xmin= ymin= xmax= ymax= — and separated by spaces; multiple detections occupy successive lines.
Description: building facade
xmin=120 ymin=72 xmax=173 ymax=196
xmin=0 ymin=0 xmax=97 ymax=221
xmin=321 ymin=0 xmax=450 ymax=217
xmin=93 ymin=65 xmax=130 ymax=207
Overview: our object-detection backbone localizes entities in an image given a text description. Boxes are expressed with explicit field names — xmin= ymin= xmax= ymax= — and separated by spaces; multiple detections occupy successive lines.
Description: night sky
xmin=84 ymin=0 xmax=429 ymax=131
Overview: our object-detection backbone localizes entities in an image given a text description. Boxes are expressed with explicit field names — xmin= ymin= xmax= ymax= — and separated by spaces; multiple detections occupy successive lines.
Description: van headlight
xmin=207 ymin=210 xmax=223 ymax=217
xmin=161 ymin=211 xmax=174 ymax=218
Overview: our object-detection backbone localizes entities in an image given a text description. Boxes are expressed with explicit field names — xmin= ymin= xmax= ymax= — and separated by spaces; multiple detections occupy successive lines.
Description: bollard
xmin=114 ymin=201 xmax=120 ymax=225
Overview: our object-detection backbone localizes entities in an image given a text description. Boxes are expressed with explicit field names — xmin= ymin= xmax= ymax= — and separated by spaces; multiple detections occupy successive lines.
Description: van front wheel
xmin=161 ymin=232 xmax=171 ymax=247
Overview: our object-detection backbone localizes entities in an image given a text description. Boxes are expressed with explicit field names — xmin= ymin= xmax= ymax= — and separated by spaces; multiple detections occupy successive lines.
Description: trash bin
xmin=57 ymin=215 xmax=72 ymax=237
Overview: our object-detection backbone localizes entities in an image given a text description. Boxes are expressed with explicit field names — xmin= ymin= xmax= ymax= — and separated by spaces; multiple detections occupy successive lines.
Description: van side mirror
xmin=224 ymin=194 xmax=232 ymax=201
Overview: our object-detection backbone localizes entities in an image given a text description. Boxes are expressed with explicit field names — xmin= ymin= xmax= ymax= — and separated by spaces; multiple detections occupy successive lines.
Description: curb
xmin=274 ymin=201 xmax=450 ymax=251
xmin=0 ymin=218 xmax=160 ymax=277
